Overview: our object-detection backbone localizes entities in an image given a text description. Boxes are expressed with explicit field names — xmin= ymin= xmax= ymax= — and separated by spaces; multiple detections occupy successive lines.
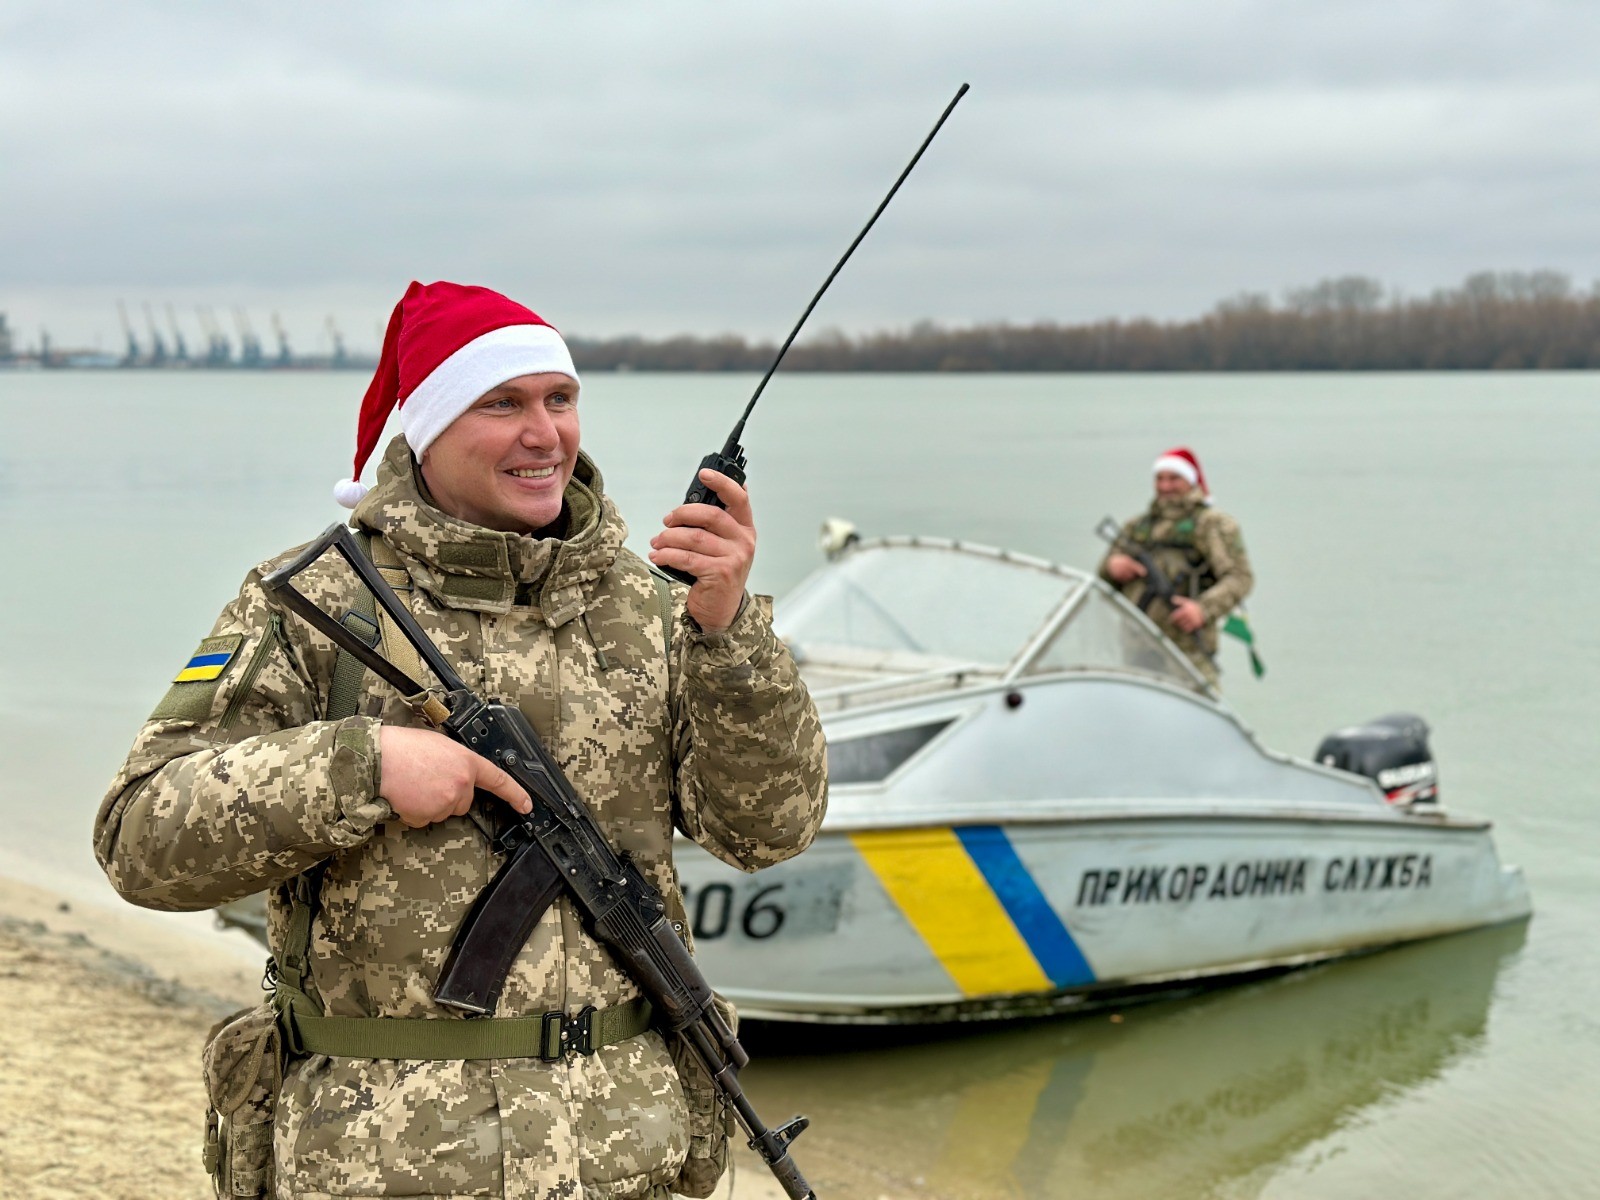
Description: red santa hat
xmin=334 ymin=280 xmax=579 ymax=508
xmin=1152 ymin=446 xmax=1208 ymax=496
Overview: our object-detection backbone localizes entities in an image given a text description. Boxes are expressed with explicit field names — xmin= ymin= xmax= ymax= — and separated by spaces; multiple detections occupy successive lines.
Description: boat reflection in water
xmin=735 ymin=921 xmax=1526 ymax=1200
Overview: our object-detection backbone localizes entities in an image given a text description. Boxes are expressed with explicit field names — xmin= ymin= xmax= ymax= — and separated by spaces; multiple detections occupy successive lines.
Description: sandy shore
xmin=0 ymin=876 xmax=257 ymax=1199
xmin=0 ymin=876 xmax=784 ymax=1200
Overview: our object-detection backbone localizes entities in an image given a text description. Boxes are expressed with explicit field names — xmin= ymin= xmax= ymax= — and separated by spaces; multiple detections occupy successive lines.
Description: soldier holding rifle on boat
xmin=94 ymin=280 xmax=828 ymax=1200
xmin=1098 ymin=446 xmax=1255 ymax=689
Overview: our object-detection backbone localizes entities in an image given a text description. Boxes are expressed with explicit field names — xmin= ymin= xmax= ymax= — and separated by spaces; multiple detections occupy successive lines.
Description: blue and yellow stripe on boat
xmin=174 ymin=650 xmax=235 ymax=683
xmin=851 ymin=824 xmax=1094 ymax=996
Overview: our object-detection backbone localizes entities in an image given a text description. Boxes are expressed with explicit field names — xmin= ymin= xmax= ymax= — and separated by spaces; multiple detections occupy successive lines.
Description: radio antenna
xmin=728 ymin=82 xmax=969 ymax=445
xmin=659 ymin=83 xmax=970 ymax=586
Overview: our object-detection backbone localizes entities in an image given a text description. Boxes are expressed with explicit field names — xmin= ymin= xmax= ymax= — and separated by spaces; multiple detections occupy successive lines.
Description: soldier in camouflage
xmin=1099 ymin=446 xmax=1253 ymax=689
xmin=94 ymin=282 xmax=828 ymax=1199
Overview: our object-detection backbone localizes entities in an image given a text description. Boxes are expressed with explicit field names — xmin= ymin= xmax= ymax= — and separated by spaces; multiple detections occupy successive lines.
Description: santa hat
xmin=1152 ymin=446 xmax=1208 ymax=496
xmin=334 ymin=280 xmax=579 ymax=508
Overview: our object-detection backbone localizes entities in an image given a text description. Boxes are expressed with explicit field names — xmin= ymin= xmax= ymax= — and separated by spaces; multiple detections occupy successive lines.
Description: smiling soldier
xmin=94 ymin=280 xmax=828 ymax=1200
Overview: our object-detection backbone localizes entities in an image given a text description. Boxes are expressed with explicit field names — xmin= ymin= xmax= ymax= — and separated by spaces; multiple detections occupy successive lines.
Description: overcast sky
xmin=6 ymin=0 xmax=1600 ymax=353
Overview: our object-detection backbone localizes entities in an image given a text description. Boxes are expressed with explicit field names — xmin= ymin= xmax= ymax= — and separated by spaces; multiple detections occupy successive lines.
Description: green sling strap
xmin=327 ymin=530 xmax=421 ymax=721
xmin=648 ymin=566 xmax=675 ymax=664
xmin=323 ymin=530 xmax=377 ymax=724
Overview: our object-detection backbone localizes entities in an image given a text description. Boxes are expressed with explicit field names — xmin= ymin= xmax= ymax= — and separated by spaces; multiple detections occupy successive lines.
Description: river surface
xmin=0 ymin=370 xmax=1594 ymax=1197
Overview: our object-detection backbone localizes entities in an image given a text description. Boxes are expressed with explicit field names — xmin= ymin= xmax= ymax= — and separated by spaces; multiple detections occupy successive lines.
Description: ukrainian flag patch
xmin=174 ymin=635 xmax=243 ymax=684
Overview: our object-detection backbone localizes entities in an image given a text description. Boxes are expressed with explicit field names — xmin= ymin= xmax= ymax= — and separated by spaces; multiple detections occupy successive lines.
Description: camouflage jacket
xmin=94 ymin=434 xmax=829 ymax=1199
xmin=1097 ymin=492 xmax=1254 ymax=670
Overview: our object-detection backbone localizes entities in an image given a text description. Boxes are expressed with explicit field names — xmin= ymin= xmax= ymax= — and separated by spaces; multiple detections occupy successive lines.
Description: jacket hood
xmin=351 ymin=433 xmax=628 ymax=626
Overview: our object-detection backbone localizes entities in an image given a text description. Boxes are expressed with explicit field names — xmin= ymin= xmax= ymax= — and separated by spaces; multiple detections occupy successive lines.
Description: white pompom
xmin=333 ymin=478 xmax=369 ymax=509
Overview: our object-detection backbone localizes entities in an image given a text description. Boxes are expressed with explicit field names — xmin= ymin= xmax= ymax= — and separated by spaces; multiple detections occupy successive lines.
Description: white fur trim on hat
xmin=401 ymin=324 xmax=579 ymax=457
xmin=333 ymin=478 xmax=370 ymax=509
xmin=1152 ymin=454 xmax=1199 ymax=487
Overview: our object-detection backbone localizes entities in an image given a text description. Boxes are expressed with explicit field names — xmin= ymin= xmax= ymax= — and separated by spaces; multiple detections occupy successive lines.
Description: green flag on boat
xmin=1222 ymin=609 xmax=1266 ymax=678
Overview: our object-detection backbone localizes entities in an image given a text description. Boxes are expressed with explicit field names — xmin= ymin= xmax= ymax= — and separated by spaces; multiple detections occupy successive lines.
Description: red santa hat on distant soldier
xmin=1152 ymin=446 xmax=1209 ymax=498
xmin=334 ymin=280 xmax=579 ymax=508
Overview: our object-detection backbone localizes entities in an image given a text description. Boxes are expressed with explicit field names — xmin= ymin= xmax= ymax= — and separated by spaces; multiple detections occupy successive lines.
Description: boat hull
xmin=675 ymin=810 xmax=1531 ymax=1023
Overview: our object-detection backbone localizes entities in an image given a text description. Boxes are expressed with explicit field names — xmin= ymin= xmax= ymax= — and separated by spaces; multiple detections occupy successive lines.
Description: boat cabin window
xmin=1022 ymin=587 xmax=1203 ymax=691
xmin=778 ymin=545 xmax=1073 ymax=672
xmin=828 ymin=719 xmax=954 ymax=784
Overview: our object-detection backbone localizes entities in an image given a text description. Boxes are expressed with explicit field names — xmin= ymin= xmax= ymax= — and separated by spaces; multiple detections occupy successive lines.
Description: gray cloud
xmin=5 ymin=0 xmax=1600 ymax=351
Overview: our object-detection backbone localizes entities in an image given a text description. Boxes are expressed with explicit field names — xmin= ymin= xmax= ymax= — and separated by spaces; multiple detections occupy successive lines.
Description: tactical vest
xmin=1130 ymin=514 xmax=1220 ymax=597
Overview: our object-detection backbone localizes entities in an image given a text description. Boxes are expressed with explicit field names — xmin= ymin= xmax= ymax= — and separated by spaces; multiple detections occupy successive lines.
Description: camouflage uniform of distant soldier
xmin=1099 ymin=447 xmax=1253 ymax=689
xmin=94 ymin=282 xmax=828 ymax=1200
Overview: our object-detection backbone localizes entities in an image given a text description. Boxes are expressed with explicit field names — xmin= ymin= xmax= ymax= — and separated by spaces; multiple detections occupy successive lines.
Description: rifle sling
xmin=328 ymin=530 xmax=430 ymax=721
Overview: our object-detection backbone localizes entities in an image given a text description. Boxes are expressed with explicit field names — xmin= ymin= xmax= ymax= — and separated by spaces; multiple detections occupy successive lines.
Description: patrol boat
xmin=672 ymin=534 xmax=1531 ymax=1024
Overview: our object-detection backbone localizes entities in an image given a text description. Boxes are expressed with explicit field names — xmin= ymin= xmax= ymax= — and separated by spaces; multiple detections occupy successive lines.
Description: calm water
xmin=1 ymin=370 xmax=1594 ymax=1197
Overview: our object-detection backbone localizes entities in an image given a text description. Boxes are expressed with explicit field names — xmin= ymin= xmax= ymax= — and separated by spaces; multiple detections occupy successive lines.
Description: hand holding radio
xmin=649 ymin=467 xmax=756 ymax=634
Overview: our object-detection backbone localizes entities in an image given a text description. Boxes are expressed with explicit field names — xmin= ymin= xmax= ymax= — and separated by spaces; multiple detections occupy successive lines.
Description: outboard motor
xmin=1314 ymin=713 xmax=1438 ymax=806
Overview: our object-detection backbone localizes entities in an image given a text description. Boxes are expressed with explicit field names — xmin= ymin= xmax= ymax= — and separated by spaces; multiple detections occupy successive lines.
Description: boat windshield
xmin=1020 ymin=587 xmax=1204 ymax=691
xmin=776 ymin=542 xmax=1078 ymax=672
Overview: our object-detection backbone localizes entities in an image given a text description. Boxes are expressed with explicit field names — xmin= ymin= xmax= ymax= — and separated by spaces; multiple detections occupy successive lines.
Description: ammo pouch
xmin=202 ymin=1001 xmax=283 ymax=1199
xmin=200 ymin=867 xmax=324 ymax=1200
xmin=668 ymin=992 xmax=739 ymax=1198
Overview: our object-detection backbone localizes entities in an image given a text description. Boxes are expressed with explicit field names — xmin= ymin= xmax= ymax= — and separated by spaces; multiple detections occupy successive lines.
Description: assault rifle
xmin=262 ymin=523 xmax=817 ymax=1200
xmin=1094 ymin=516 xmax=1175 ymax=613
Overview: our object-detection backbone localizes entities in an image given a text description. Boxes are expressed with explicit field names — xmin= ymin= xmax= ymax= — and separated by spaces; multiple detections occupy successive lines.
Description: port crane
xmin=142 ymin=303 xmax=168 ymax=367
xmin=326 ymin=315 xmax=347 ymax=367
xmin=197 ymin=307 xmax=231 ymax=366
xmin=117 ymin=301 xmax=142 ymax=366
xmin=271 ymin=312 xmax=293 ymax=367
xmin=234 ymin=308 xmax=263 ymax=367
xmin=166 ymin=303 xmax=189 ymax=364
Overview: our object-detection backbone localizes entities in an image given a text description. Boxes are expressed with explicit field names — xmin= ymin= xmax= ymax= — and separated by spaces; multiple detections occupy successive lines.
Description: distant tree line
xmin=568 ymin=271 xmax=1600 ymax=371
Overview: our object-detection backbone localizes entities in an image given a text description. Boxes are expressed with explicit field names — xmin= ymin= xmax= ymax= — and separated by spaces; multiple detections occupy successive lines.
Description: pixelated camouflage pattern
xmin=203 ymin=1001 xmax=284 ymax=1197
xmin=1098 ymin=490 xmax=1254 ymax=687
xmin=95 ymin=433 xmax=828 ymax=1199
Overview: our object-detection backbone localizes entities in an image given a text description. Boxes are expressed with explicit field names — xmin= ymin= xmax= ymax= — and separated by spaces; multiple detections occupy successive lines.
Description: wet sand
xmin=0 ymin=877 xmax=785 ymax=1200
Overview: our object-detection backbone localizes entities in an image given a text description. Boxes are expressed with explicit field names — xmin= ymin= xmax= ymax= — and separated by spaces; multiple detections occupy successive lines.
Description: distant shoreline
xmin=0 ymin=359 xmax=377 ymax=373
xmin=8 ymin=361 xmax=1600 ymax=374
xmin=10 ymin=269 xmax=1599 ymax=374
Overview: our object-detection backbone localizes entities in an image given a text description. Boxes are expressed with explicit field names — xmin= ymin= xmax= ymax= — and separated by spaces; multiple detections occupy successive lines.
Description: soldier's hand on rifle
xmin=1105 ymin=553 xmax=1147 ymax=584
xmin=1170 ymin=596 xmax=1206 ymax=633
xmin=378 ymin=726 xmax=533 ymax=827
xmin=650 ymin=468 xmax=756 ymax=634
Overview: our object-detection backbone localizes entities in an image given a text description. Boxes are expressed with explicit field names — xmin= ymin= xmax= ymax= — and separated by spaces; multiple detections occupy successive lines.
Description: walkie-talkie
xmin=658 ymin=82 xmax=969 ymax=586
xmin=681 ymin=439 xmax=748 ymax=510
